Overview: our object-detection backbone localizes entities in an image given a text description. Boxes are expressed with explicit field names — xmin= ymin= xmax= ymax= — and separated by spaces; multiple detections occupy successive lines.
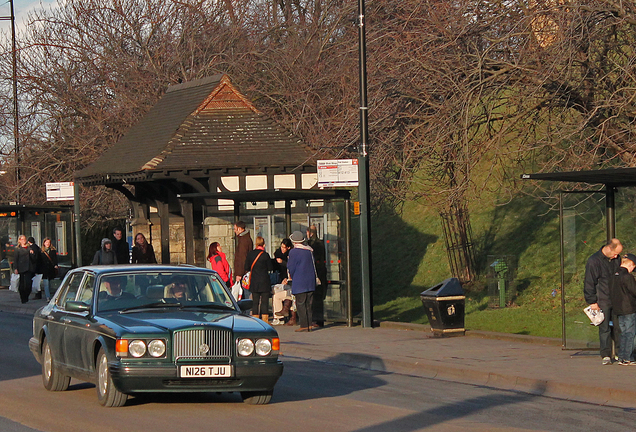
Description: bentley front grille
xmin=173 ymin=328 xmax=233 ymax=360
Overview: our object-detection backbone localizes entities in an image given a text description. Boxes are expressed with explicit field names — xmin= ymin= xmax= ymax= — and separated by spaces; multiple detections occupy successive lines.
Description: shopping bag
xmin=231 ymin=281 xmax=242 ymax=301
xmin=32 ymin=274 xmax=43 ymax=293
xmin=584 ymin=306 xmax=605 ymax=326
xmin=9 ymin=273 xmax=19 ymax=292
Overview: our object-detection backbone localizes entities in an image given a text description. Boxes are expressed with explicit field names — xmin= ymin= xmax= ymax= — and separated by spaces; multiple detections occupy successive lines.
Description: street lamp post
xmin=357 ymin=0 xmax=373 ymax=328
xmin=0 ymin=0 xmax=19 ymax=203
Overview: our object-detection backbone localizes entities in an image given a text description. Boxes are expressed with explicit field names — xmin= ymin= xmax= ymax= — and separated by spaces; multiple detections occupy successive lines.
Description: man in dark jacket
xmin=584 ymin=238 xmax=623 ymax=364
xmin=27 ymin=237 xmax=44 ymax=299
xmin=233 ymin=221 xmax=253 ymax=284
xmin=112 ymin=227 xmax=130 ymax=264
xmin=609 ymin=253 xmax=636 ymax=365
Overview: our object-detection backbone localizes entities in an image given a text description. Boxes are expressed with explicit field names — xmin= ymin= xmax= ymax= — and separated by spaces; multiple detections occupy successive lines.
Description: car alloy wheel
xmin=95 ymin=348 xmax=127 ymax=407
xmin=41 ymin=339 xmax=70 ymax=392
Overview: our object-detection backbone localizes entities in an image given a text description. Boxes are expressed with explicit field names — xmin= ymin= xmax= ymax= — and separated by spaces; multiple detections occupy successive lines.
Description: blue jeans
xmin=41 ymin=278 xmax=51 ymax=300
xmin=618 ymin=313 xmax=636 ymax=362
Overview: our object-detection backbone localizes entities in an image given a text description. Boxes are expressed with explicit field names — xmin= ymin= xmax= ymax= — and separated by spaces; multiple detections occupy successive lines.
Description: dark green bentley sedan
xmin=29 ymin=265 xmax=283 ymax=407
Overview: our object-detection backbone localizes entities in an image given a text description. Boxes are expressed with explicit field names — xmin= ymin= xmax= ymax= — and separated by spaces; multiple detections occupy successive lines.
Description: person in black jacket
xmin=14 ymin=235 xmax=36 ymax=304
xmin=28 ymin=237 xmax=44 ymax=299
xmin=244 ymin=236 xmax=273 ymax=323
xmin=609 ymin=254 xmax=636 ymax=365
xmin=112 ymin=227 xmax=130 ymax=264
xmin=584 ymin=238 xmax=623 ymax=365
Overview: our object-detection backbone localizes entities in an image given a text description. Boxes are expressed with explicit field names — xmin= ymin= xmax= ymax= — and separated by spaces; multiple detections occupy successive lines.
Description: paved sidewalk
xmin=2 ymin=288 xmax=635 ymax=408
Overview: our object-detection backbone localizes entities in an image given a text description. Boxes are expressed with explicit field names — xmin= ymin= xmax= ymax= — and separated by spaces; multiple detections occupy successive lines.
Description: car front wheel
xmin=96 ymin=348 xmax=127 ymax=407
xmin=241 ymin=389 xmax=273 ymax=405
xmin=41 ymin=339 xmax=70 ymax=391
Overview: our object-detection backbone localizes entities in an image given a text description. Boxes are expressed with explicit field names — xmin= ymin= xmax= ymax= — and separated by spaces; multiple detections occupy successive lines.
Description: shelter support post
xmin=73 ymin=182 xmax=82 ymax=267
xmin=606 ymin=187 xmax=616 ymax=241
xmin=285 ymin=200 xmax=292 ymax=237
xmin=345 ymin=198 xmax=353 ymax=327
xmin=559 ymin=192 xmax=566 ymax=348
xmin=181 ymin=199 xmax=194 ymax=264
xmin=158 ymin=202 xmax=170 ymax=264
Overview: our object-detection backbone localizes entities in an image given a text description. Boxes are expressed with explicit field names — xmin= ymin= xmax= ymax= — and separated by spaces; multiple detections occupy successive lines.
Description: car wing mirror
xmin=66 ymin=301 xmax=91 ymax=313
xmin=237 ymin=299 xmax=253 ymax=312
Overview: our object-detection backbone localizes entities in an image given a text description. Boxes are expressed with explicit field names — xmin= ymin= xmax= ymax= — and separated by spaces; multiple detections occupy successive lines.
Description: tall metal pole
xmin=1 ymin=1 xmax=19 ymax=203
xmin=357 ymin=0 xmax=373 ymax=328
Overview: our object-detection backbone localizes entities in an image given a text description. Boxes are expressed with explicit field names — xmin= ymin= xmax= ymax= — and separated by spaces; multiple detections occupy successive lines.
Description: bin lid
xmin=420 ymin=277 xmax=464 ymax=297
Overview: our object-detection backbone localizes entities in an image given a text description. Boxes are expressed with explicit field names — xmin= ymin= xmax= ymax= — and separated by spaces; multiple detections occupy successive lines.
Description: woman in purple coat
xmin=287 ymin=231 xmax=317 ymax=332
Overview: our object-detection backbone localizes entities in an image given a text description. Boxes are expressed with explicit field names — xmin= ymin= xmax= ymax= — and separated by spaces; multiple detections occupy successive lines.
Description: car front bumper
xmin=110 ymin=359 xmax=284 ymax=394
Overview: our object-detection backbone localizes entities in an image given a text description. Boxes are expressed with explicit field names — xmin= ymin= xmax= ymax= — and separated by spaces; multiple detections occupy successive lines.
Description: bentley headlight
xmin=255 ymin=338 xmax=272 ymax=356
xmin=237 ymin=338 xmax=254 ymax=356
xmin=148 ymin=340 xmax=166 ymax=358
xmin=129 ymin=340 xmax=147 ymax=358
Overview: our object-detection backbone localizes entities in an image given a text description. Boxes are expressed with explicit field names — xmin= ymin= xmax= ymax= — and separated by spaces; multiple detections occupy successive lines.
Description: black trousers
xmin=599 ymin=305 xmax=621 ymax=358
xmin=296 ymin=291 xmax=314 ymax=329
xmin=312 ymin=283 xmax=327 ymax=322
xmin=251 ymin=291 xmax=271 ymax=316
xmin=18 ymin=271 xmax=33 ymax=304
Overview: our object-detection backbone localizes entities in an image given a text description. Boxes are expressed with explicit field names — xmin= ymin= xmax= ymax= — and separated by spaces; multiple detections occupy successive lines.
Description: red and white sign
xmin=318 ymin=159 xmax=359 ymax=188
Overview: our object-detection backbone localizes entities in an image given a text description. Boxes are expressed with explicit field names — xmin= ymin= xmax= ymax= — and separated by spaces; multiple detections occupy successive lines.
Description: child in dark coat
xmin=609 ymin=253 xmax=636 ymax=365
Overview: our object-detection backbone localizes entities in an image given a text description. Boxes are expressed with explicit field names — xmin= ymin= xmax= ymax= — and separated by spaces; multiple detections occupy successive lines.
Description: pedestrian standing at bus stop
xmin=584 ymin=238 xmax=623 ymax=365
xmin=287 ymin=231 xmax=316 ymax=332
xmin=15 ymin=235 xmax=36 ymax=304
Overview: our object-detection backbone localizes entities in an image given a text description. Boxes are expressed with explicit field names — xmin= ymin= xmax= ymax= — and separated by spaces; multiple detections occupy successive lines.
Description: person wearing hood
xmin=287 ymin=231 xmax=317 ymax=332
xmin=92 ymin=238 xmax=118 ymax=265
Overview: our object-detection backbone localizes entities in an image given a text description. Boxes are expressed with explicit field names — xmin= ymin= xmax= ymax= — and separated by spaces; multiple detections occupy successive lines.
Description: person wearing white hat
xmin=287 ymin=231 xmax=317 ymax=332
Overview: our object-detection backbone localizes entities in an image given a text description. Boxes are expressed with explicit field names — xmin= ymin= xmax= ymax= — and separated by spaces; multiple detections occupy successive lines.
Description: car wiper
xmin=119 ymin=302 xmax=182 ymax=313
xmin=179 ymin=303 xmax=235 ymax=311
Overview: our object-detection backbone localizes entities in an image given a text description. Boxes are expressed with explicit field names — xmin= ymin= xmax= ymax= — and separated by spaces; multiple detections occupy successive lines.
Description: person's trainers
xmin=602 ymin=356 xmax=612 ymax=365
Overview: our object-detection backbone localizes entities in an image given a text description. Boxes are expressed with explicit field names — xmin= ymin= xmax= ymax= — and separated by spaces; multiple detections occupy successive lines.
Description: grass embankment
xmin=370 ymin=189 xmax=636 ymax=338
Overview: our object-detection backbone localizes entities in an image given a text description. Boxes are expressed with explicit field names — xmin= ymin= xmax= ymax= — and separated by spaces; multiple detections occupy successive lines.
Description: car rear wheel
xmin=240 ymin=389 xmax=273 ymax=405
xmin=41 ymin=339 xmax=70 ymax=391
xmin=96 ymin=348 xmax=127 ymax=407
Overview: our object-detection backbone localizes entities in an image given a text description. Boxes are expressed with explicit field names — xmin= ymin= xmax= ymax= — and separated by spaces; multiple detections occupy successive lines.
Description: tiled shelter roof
xmin=75 ymin=74 xmax=316 ymax=183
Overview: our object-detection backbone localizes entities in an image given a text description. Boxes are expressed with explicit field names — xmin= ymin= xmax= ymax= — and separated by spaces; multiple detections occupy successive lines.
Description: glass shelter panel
xmin=562 ymin=192 xmax=607 ymax=350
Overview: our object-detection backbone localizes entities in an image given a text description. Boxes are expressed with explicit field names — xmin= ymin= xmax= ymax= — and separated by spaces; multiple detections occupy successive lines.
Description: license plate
xmin=179 ymin=365 xmax=232 ymax=378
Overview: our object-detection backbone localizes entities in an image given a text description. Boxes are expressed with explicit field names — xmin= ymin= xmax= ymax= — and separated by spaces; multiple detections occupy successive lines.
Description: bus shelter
xmin=75 ymin=74 xmax=355 ymax=324
xmin=0 ymin=205 xmax=76 ymax=286
xmin=523 ymin=167 xmax=636 ymax=349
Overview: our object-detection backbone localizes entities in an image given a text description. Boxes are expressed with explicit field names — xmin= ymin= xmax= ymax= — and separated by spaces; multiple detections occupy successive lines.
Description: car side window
xmin=57 ymin=272 xmax=85 ymax=309
xmin=77 ymin=274 xmax=95 ymax=305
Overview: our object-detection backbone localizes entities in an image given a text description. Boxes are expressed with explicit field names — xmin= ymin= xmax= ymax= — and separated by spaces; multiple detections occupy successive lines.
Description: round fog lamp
xmin=255 ymin=338 xmax=272 ymax=356
xmin=148 ymin=340 xmax=166 ymax=357
xmin=237 ymin=338 xmax=254 ymax=356
xmin=129 ymin=340 xmax=147 ymax=358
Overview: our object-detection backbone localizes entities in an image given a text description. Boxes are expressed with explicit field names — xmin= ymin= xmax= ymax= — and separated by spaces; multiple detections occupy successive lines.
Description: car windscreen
xmin=96 ymin=272 xmax=236 ymax=312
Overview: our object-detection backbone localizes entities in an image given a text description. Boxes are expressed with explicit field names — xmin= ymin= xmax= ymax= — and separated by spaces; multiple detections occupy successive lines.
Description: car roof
xmin=74 ymin=264 xmax=217 ymax=276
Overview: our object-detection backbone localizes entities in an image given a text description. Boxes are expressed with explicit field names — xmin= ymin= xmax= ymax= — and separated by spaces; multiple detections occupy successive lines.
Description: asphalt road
xmin=1 ymin=311 xmax=635 ymax=432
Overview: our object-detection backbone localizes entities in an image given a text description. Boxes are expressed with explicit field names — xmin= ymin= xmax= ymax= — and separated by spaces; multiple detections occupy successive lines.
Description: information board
xmin=317 ymin=159 xmax=359 ymax=188
xmin=46 ymin=182 xmax=75 ymax=201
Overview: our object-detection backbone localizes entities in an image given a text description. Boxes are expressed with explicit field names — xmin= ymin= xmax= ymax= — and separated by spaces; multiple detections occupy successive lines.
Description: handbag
xmin=241 ymin=251 xmax=264 ymax=290
xmin=584 ymin=306 xmax=605 ymax=326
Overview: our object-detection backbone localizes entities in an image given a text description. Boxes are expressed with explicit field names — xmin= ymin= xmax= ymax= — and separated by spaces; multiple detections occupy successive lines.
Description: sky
xmin=0 ymin=0 xmax=58 ymax=34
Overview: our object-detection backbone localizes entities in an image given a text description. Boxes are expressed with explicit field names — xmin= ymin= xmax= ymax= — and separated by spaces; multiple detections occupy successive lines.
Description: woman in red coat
xmin=207 ymin=242 xmax=231 ymax=288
